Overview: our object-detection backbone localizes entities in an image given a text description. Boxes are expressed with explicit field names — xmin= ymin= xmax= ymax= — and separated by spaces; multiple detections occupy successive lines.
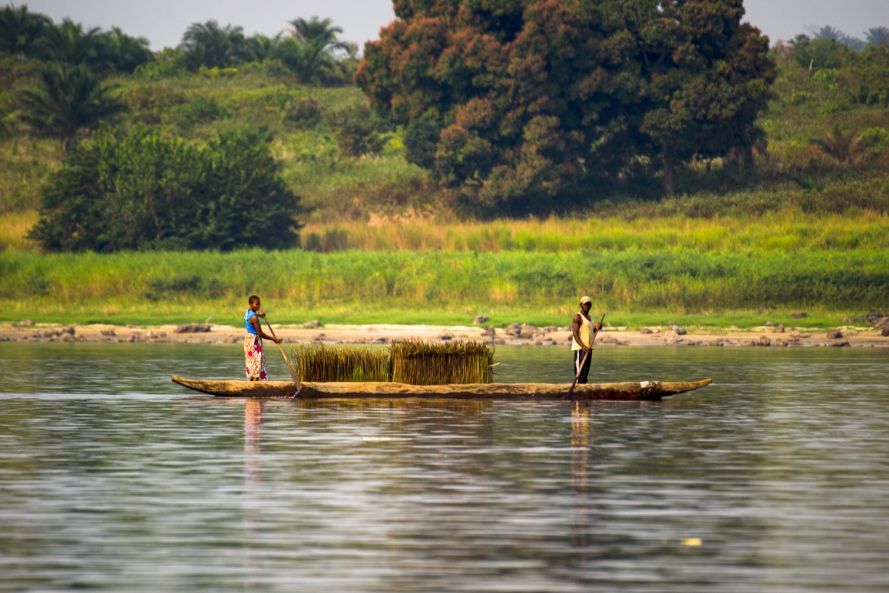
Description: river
xmin=1 ymin=343 xmax=887 ymax=592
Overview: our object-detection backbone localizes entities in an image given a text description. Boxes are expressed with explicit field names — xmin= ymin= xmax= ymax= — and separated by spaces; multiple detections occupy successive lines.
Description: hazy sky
xmin=15 ymin=0 xmax=889 ymax=50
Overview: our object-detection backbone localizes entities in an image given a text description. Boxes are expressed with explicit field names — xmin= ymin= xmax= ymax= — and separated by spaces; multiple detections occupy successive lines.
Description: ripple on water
xmin=0 ymin=344 xmax=888 ymax=592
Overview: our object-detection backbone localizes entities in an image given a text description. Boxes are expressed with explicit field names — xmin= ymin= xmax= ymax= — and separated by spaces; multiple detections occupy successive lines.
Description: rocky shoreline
xmin=3 ymin=320 xmax=889 ymax=348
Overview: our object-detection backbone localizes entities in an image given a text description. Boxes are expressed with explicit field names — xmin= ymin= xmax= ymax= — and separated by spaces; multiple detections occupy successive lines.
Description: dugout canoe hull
xmin=171 ymin=375 xmax=711 ymax=400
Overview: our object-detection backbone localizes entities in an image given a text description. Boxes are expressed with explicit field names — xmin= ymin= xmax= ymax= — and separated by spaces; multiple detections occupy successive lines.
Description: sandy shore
xmin=3 ymin=321 xmax=888 ymax=348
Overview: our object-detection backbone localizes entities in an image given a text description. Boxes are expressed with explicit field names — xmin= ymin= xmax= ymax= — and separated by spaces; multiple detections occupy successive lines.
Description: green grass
xmin=0 ymin=299 xmax=861 ymax=330
xmin=5 ymin=57 xmax=889 ymax=222
xmin=1 ymin=248 xmax=885 ymax=329
xmin=2 ymin=60 xmax=888 ymax=329
xmin=0 ymin=137 xmax=60 ymax=212
xmin=0 ymin=209 xmax=38 ymax=252
xmin=299 ymin=204 xmax=889 ymax=252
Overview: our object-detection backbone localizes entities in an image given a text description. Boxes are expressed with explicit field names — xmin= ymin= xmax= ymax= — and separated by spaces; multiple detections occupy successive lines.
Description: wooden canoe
xmin=171 ymin=375 xmax=711 ymax=401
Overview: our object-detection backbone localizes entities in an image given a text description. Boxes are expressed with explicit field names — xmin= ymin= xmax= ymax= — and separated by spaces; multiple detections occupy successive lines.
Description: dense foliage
xmin=2 ymin=247 xmax=887 ymax=325
xmin=357 ymin=0 xmax=775 ymax=211
xmin=29 ymin=127 xmax=302 ymax=251
xmin=17 ymin=63 xmax=126 ymax=150
xmin=0 ymin=6 xmax=152 ymax=73
xmin=177 ymin=17 xmax=356 ymax=85
xmin=2 ymin=4 xmax=889 ymax=231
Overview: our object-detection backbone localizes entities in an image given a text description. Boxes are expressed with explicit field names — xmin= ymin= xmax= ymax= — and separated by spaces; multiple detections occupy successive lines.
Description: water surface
xmin=1 ymin=343 xmax=887 ymax=592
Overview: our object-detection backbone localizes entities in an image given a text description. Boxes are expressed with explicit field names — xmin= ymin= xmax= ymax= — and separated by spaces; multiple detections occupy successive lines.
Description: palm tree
xmin=290 ymin=17 xmax=345 ymax=52
xmin=810 ymin=126 xmax=865 ymax=164
xmin=98 ymin=27 xmax=153 ymax=73
xmin=36 ymin=18 xmax=103 ymax=65
xmin=245 ymin=33 xmax=283 ymax=62
xmin=277 ymin=17 xmax=348 ymax=84
xmin=813 ymin=26 xmax=844 ymax=41
xmin=0 ymin=4 xmax=52 ymax=56
xmin=18 ymin=63 xmax=126 ymax=151
xmin=179 ymin=20 xmax=246 ymax=70
xmin=865 ymin=27 xmax=889 ymax=47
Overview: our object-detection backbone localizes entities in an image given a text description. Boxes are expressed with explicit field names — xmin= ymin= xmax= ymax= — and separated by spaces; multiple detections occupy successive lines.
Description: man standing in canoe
xmin=244 ymin=295 xmax=281 ymax=381
xmin=571 ymin=296 xmax=602 ymax=384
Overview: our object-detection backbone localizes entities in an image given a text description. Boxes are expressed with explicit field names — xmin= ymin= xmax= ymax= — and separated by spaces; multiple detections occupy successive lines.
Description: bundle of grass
xmin=291 ymin=344 xmax=389 ymax=382
xmin=390 ymin=340 xmax=494 ymax=385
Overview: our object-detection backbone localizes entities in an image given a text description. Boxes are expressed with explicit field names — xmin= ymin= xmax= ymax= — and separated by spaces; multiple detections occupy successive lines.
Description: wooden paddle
xmin=261 ymin=316 xmax=302 ymax=393
xmin=565 ymin=312 xmax=606 ymax=399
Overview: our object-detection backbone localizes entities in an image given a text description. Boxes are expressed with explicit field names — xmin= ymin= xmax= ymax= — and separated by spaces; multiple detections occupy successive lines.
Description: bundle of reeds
xmin=291 ymin=344 xmax=389 ymax=382
xmin=390 ymin=340 xmax=494 ymax=385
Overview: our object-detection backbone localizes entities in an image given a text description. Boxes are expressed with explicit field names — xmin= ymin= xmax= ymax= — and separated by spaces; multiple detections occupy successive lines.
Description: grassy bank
xmin=6 ymin=194 xmax=889 ymax=255
xmin=300 ymin=206 xmax=889 ymax=252
xmin=2 ymin=248 xmax=885 ymax=329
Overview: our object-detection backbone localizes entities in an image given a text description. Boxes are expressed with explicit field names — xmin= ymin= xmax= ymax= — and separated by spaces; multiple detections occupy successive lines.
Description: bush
xmin=332 ymin=106 xmax=389 ymax=157
xmin=791 ymin=36 xmax=850 ymax=70
xmin=167 ymin=96 xmax=229 ymax=126
xmin=283 ymin=98 xmax=322 ymax=128
xmin=858 ymin=127 xmax=889 ymax=150
xmin=120 ymin=84 xmax=188 ymax=125
xmin=29 ymin=126 xmax=303 ymax=251
xmin=134 ymin=58 xmax=186 ymax=80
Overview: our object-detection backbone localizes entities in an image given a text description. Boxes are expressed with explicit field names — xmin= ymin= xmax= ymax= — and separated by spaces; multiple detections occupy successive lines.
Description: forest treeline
xmin=1 ymin=3 xmax=889 ymax=253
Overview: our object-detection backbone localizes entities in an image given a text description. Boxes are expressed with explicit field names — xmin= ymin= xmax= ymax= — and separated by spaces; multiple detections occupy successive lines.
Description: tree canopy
xmin=29 ymin=127 xmax=303 ymax=252
xmin=357 ymin=0 xmax=775 ymax=209
xmin=0 ymin=6 xmax=152 ymax=73
xmin=17 ymin=63 xmax=127 ymax=151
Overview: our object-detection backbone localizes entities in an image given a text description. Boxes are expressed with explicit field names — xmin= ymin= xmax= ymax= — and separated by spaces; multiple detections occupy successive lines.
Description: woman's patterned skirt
xmin=244 ymin=334 xmax=267 ymax=381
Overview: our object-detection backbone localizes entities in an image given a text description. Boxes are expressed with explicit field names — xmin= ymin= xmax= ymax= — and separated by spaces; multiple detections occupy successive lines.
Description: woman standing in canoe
xmin=244 ymin=295 xmax=281 ymax=381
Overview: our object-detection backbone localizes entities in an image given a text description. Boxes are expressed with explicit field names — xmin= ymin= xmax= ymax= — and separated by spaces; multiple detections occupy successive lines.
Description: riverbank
xmin=4 ymin=321 xmax=888 ymax=348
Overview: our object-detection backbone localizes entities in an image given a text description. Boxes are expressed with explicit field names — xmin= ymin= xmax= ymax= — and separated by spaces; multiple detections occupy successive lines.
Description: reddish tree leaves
xmin=358 ymin=0 xmax=774 ymax=209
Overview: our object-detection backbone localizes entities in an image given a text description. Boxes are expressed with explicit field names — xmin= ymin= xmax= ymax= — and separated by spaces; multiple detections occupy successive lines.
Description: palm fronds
xmin=810 ymin=126 xmax=866 ymax=163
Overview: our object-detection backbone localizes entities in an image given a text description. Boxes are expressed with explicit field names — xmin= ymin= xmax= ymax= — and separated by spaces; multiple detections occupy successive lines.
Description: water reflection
xmin=571 ymin=403 xmax=592 ymax=554
xmin=0 ymin=344 xmax=888 ymax=593
xmin=243 ymin=398 xmax=264 ymax=592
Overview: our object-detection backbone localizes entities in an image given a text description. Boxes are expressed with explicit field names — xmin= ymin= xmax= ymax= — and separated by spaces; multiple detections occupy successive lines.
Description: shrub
xmin=858 ymin=127 xmax=889 ymax=150
xmin=29 ymin=126 xmax=303 ymax=251
xmin=791 ymin=36 xmax=850 ymax=70
xmin=283 ymin=98 xmax=322 ymax=128
xmin=167 ymin=96 xmax=229 ymax=126
xmin=332 ymin=106 xmax=389 ymax=157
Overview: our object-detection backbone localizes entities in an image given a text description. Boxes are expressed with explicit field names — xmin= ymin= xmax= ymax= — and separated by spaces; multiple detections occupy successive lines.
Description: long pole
xmin=565 ymin=313 xmax=605 ymax=399
xmin=262 ymin=317 xmax=301 ymax=392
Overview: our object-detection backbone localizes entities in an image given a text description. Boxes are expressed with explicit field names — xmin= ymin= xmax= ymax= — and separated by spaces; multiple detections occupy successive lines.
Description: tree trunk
xmin=662 ymin=146 xmax=676 ymax=197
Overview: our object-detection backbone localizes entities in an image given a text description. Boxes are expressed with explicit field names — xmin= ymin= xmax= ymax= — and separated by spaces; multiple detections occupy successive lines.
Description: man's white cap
xmin=579 ymin=296 xmax=592 ymax=305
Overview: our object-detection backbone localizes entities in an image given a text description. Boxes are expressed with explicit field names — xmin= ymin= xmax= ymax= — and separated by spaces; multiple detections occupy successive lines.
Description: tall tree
xmin=358 ymin=0 xmax=775 ymax=208
xmin=814 ymin=25 xmax=844 ymax=42
xmin=36 ymin=18 xmax=103 ymax=65
xmin=622 ymin=0 xmax=776 ymax=195
xmin=245 ymin=33 xmax=283 ymax=62
xmin=17 ymin=63 xmax=126 ymax=151
xmin=865 ymin=27 xmax=889 ymax=47
xmin=179 ymin=20 xmax=246 ymax=70
xmin=0 ymin=4 xmax=51 ymax=57
xmin=291 ymin=16 xmax=345 ymax=50
xmin=97 ymin=27 xmax=154 ymax=73
xmin=273 ymin=17 xmax=349 ymax=84
xmin=814 ymin=25 xmax=865 ymax=50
